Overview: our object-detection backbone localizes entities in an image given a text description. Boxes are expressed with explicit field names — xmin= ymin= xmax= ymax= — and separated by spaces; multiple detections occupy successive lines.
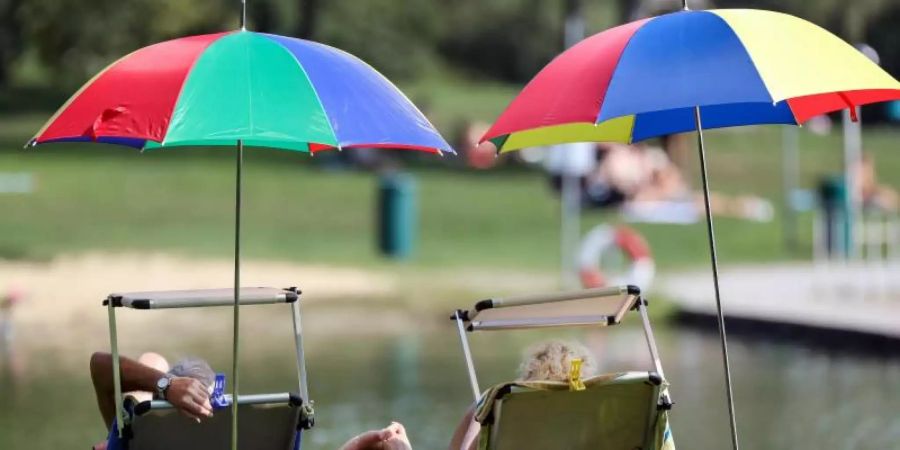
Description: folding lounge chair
xmin=451 ymin=285 xmax=675 ymax=450
xmin=102 ymin=287 xmax=314 ymax=450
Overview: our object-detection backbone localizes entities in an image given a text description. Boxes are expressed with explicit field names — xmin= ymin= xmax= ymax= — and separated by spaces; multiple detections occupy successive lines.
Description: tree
xmin=249 ymin=0 xmax=280 ymax=33
xmin=313 ymin=0 xmax=443 ymax=80
xmin=18 ymin=0 xmax=234 ymax=88
xmin=0 ymin=0 xmax=25 ymax=87
xmin=296 ymin=0 xmax=319 ymax=39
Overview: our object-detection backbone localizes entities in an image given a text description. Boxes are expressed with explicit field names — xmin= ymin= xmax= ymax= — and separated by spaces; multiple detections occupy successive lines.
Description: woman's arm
xmin=447 ymin=405 xmax=480 ymax=450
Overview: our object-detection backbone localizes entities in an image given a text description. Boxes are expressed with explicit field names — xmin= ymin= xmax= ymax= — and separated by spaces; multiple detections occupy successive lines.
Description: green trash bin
xmin=378 ymin=173 xmax=417 ymax=259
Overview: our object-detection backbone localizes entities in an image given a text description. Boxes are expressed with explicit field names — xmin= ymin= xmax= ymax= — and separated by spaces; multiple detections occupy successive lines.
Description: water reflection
xmin=1 ymin=324 xmax=898 ymax=450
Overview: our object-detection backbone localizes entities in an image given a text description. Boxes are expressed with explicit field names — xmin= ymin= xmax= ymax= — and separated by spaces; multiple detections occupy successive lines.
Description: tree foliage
xmin=314 ymin=0 xmax=446 ymax=80
xmin=1 ymin=0 xmax=899 ymax=91
xmin=15 ymin=0 xmax=235 ymax=87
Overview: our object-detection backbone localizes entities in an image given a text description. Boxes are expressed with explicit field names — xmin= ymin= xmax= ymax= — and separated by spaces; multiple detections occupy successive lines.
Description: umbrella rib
xmin=594 ymin=22 xmax=654 ymax=125
xmin=265 ymin=36 xmax=341 ymax=151
xmin=708 ymin=12 xmax=779 ymax=105
xmin=157 ymin=36 xmax=230 ymax=147
xmin=781 ymin=99 xmax=802 ymax=126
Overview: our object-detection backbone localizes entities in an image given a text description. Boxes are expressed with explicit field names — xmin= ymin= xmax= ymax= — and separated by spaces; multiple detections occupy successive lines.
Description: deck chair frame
xmin=453 ymin=285 xmax=665 ymax=399
xmin=102 ymin=287 xmax=313 ymax=442
xmin=122 ymin=392 xmax=306 ymax=450
xmin=452 ymin=285 xmax=672 ymax=449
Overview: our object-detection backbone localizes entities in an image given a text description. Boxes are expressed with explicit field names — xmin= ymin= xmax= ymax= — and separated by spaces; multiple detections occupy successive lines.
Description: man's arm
xmin=89 ymin=352 xmax=213 ymax=429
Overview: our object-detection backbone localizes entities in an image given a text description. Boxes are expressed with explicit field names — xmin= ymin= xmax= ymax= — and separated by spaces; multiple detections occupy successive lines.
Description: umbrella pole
xmin=693 ymin=106 xmax=740 ymax=450
xmin=233 ymin=4 xmax=247 ymax=449
xmin=241 ymin=0 xmax=247 ymax=31
xmin=231 ymin=139 xmax=243 ymax=450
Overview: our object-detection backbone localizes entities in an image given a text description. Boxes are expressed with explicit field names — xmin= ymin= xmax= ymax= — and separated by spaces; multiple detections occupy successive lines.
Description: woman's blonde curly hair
xmin=517 ymin=340 xmax=598 ymax=382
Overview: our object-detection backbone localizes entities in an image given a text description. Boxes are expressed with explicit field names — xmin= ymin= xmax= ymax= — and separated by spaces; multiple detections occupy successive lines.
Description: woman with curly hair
xmin=447 ymin=340 xmax=597 ymax=450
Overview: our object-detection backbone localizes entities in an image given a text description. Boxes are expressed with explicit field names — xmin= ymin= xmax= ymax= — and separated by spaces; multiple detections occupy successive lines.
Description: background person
xmin=585 ymin=142 xmax=774 ymax=222
xmin=853 ymin=152 xmax=899 ymax=212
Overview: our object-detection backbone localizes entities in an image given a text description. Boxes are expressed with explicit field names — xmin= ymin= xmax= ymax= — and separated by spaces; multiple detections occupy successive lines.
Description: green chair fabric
xmin=475 ymin=372 xmax=674 ymax=450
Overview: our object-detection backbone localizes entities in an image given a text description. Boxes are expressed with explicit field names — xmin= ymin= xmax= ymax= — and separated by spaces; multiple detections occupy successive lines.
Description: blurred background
xmin=1 ymin=0 xmax=898 ymax=449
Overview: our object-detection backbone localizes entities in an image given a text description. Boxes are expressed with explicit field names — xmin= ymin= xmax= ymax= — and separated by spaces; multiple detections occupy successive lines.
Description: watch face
xmin=157 ymin=376 xmax=170 ymax=390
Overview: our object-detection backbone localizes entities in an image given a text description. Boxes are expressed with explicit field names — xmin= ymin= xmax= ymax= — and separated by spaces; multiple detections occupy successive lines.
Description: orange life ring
xmin=578 ymin=225 xmax=654 ymax=289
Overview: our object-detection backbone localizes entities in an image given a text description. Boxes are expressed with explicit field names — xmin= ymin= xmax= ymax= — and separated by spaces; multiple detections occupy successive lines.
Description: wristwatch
xmin=155 ymin=374 xmax=173 ymax=400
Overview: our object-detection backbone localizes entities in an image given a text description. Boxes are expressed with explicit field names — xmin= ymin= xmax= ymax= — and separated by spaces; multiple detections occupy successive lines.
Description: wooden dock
xmin=657 ymin=263 xmax=900 ymax=349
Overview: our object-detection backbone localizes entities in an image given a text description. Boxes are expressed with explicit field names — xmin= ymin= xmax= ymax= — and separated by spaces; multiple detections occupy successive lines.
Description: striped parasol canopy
xmin=481 ymin=9 xmax=900 ymax=152
xmin=30 ymin=31 xmax=451 ymax=154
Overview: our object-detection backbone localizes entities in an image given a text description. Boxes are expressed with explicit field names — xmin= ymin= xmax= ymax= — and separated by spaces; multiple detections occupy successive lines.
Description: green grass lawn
xmin=2 ymin=82 xmax=899 ymax=272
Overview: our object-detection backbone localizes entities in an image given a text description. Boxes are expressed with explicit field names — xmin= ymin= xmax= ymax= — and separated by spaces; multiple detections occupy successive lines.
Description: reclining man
xmin=90 ymin=352 xmax=412 ymax=450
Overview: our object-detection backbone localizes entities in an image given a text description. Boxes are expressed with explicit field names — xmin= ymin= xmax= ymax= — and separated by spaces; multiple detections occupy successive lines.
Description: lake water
xmin=1 ymin=318 xmax=898 ymax=450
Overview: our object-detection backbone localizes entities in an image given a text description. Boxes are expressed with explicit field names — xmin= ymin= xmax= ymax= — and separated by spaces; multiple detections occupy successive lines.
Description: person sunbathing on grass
xmin=89 ymin=352 xmax=412 ymax=450
xmin=447 ymin=340 xmax=598 ymax=450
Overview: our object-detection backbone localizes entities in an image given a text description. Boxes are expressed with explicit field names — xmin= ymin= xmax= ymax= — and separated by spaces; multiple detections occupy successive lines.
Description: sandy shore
xmin=0 ymin=252 xmax=555 ymax=369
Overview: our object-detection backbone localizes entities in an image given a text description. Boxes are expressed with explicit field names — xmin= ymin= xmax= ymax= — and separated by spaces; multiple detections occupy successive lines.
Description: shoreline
xmin=0 ymin=251 xmax=557 ymax=367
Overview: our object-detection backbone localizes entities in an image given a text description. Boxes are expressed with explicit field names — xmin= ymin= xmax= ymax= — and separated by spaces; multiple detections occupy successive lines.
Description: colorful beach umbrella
xmin=28 ymin=14 xmax=453 ymax=450
xmin=482 ymin=9 xmax=900 ymax=151
xmin=480 ymin=6 xmax=900 ymax=450
xmin=29 ymin=31 xmax=450 ymax=153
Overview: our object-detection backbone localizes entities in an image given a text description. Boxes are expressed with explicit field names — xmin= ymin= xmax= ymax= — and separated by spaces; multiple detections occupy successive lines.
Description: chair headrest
xmin=121 ymin=394 xmax=306 ymax=450
xmin=475 ymin=371 xmax=664 ymax=424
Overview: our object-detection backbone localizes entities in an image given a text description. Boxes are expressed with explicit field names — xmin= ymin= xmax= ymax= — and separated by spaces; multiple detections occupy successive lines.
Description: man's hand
xmin=165 ymin=377 xmax=213 ymax=422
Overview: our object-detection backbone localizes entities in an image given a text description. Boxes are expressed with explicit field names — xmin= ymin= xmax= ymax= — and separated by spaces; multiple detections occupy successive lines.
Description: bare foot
xmin=381 ymin=422 xmax=412 ymax=450
xmin=338 ymin=422 xmax=411 ymax=450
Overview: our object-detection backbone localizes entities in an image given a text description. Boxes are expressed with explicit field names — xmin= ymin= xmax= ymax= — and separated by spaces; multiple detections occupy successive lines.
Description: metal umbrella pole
xmin=232 ymin=4 xmax=248 ymax=450
xmin=782 ymin=127 xmax=800 ymax=252
xmin=240 ymin=0 xmax=247 ymax=31
xmin=682 ymin=3 xmax=740 ymax=447
xmin=230 ymin=139 xmax=243 ymax=450
xmin=842 ymin=106 xmax=862 ymax=259
xmin=559 ymin=0 xmax=586 ymax=288
xmin=693 ymin=107 xmax=740 ymax=450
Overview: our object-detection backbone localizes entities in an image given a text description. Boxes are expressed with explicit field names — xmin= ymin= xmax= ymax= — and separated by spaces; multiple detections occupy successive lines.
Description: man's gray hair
xmin=168 ymin=357 xmax=215 ymax=390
